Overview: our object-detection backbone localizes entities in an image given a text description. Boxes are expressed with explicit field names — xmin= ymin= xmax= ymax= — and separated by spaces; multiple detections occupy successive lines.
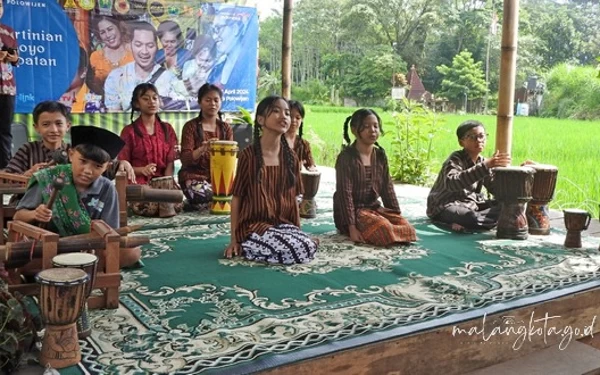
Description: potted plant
xmin=0 ymin=283 xmax=38 ymax=374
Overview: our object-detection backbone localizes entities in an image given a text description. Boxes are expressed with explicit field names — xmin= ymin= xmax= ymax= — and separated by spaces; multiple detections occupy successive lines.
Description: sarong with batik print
xmin=31 ymin=164 xmax=91 ymax=237
xmin=356 ymin=207 xmax=416 ymax=246
xmin=241 ymin=224 xmax=318 ymax=264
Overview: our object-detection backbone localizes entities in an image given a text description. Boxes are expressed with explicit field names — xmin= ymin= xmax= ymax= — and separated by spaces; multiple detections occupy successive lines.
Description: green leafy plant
xmin=0 ymin=286 xmax=37 ymax=373
xmin=385 ymin=99 xmax=443 ymax=185
xmin=230 ymin=106 xmax=254 ymax=125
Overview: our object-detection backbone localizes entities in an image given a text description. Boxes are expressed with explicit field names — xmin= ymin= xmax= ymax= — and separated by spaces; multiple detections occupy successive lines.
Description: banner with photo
xmin=4 ymin=0 xmax=258 ymax=114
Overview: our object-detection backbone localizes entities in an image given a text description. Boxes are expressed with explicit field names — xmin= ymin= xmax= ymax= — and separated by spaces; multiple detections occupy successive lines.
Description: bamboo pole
xmin=281 ymin=0 xmax=293 ymax=99
xmin=495 ymin=0 xmax=520 ymax=157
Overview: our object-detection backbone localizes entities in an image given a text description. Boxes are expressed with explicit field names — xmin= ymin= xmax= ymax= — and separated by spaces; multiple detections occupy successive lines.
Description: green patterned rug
xmin=60 ymin=172 xmax=600 ymax=374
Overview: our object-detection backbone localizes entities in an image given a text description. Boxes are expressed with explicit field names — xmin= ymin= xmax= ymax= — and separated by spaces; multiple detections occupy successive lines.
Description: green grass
xmin=302 ymin=106 xmax=600 ymax=215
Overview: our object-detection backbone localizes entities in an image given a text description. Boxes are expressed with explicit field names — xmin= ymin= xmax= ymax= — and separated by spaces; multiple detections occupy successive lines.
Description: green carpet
xmin=61 ymin=174 xmax=600 ymax=374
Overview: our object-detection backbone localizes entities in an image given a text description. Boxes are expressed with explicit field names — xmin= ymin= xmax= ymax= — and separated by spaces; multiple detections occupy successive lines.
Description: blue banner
xmin=4 ymin=1 xmax=258 ymax=113
xmin=3 ymin=0 xmax=79 ymax=113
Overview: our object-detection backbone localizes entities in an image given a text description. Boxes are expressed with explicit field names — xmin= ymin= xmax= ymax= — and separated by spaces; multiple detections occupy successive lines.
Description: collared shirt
xmin=16 ymin=174 xmax=119 ymax=230
xmin=103 ymin=62 xmax=183 ymax=111
xmin=426 ymin=149 xmax=494 ymax=218
xmin=4 ymin=140 xmax=120 ymax=179
xmin=0 ymin=24 xmax=18 ymax=96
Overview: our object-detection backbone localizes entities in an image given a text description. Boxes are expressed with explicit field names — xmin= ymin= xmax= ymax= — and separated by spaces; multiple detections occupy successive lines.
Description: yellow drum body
xmin=210 ymin=141 xmax=239 ymax=215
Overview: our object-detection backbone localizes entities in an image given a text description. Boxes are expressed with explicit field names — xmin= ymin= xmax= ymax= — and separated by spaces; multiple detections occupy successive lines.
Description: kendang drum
xmin=563 ymin=209 xmax=591 ymax=248
xmin=52 ymin=253 xmax=98 ymax=339
xmin=209 ymin=140 xmax=239 ymax=215
xmin=36 ymin=268 xmax=88 ymax=369
xmin=149 ymin=176 xmax=182 ymax=218
xmin=526 ymin=164 xmax=559 ymax=235
xmin=299 ymin=171 xmax=321 ymax=218
xmin=493 ymin=166 xmax=535 ymax=240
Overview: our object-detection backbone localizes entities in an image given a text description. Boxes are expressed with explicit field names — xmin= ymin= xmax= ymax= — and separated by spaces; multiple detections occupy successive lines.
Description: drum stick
xmin=39 ymin=177 xmax=65 ymax=228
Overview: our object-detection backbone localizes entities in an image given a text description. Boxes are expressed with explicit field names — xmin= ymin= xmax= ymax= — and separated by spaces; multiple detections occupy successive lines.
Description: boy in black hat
xmin=426 ymin=120 xmax=511 ymax=232
xmin=14 ymin=126 xmax=125 ymax=233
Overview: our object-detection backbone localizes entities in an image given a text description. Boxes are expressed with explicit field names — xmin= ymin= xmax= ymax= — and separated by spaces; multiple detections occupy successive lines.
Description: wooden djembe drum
xmin=52 ymin=253 xmax=98 ymax=339
xmin=209 ymin=140 xmax=239 ymax=215
xmin=526 ymin=164 xmax=559 ymax=235
xmin=493 ymin=166 xmax=535 ymax=240
xmin=299 ymin=171 xmax=321 ymax=219
xmin=563 ymin=209 xmax=591 ymax=248
xmin=36 ymin=268 xmax=88 ymax=368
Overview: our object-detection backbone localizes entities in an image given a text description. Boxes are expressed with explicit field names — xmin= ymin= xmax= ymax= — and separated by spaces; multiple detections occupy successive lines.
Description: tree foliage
xmin=436 ymin=50 xmax=487 ymax=106
xmin=258 ymin=0 xmax=600 ymax=114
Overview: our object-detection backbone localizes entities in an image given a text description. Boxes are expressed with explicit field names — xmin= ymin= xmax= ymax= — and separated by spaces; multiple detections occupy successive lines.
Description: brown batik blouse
xmin=232 ymin=145 xmax=303 ymax=243
xmin=179 ymin=117 xmax=233 ymax=182
xmin=333 ymin=144 xmax=401 ymax=232
xmin=293 ymin=137 xmax=315 ymax=170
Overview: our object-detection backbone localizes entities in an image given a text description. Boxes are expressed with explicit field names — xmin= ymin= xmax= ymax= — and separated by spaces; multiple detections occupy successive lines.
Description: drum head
xmin=301 ymin=171 xmax=321 ymax=176
xmin=493 ymin=166 xmax=535 ymax=173
xmin=211 ymin=140 xmax=238 ymax=146
xmin=528 ymin=164 xmax=558 ymax=172
xmin=563 ymin=208 xmax=588 ymax=215
xmin=52 ymin=253 xmax=98 ymax=268
xmin=36 ymin=268 xmax=88 ymax=285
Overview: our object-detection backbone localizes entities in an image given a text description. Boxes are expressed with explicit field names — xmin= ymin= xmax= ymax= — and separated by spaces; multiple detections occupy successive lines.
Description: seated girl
xmin=285 ymin=100 xmax=316 ymax=171
xmin=119 ymin=83 xmax=181 ymax=217
xmin=224 ymin=96 xmax=318 ymax=264
xmin=333 ymin=109 xmax=417 ymax=247
xmin=178 ymin=83 xmax=233 ymax=210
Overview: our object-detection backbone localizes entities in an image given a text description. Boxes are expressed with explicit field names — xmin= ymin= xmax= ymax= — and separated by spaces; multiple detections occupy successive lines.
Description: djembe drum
xmin=36 ymin=268 xmax=88 ymax=368
xmin=149 ymin=176 xmax=180 ymax=218
xmin=526 ymin=164 xmax=559 ymax=235
xmin=299 ymin=171 xmax=321 ymax=218
xmin=209 ymin=140 xmax=239 ymax=215
xmin=493 ymin=166 xmax=535 ymax=240
xmin=52 ymin=253 xmax=98 ymax=339
xmin=563 ymin=209 xmax=591 ymax=248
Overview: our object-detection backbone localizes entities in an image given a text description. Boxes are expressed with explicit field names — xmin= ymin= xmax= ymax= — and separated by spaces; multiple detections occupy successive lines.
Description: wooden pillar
xmin=495 ymin=0 xmax=519 ymax=157
xmin=281 ymin=0 xmax=293 ymax=99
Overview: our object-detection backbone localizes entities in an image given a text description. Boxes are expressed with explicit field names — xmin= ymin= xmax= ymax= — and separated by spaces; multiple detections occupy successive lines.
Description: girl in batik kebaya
xmin=224 ymin=96 xmax=318 ymax=264
xmin=333 ymin=108 xmax=417 ymax=246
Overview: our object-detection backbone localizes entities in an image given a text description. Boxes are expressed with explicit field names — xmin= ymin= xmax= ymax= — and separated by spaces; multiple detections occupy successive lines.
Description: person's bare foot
xmin=451 ymin=223 xmax=466 ymax=233
xmin=311 ymin=237 xmax=320 ymax=246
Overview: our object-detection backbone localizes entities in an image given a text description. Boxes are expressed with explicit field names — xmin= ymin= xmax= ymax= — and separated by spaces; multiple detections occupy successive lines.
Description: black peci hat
xmin=71 ymin=126 xmax=125 ymax=160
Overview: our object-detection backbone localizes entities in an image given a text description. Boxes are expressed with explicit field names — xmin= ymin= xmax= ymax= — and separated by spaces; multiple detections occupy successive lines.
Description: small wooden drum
xmin=36 ymin=267 xmax=88 ymax=369
xmin=563 ymin=209 xmax=591 ymax=248
xmin=209 ymin=140 xmax=239 ymax=215
xmin=526 ymin=164 xmax=559 ymax=235
xmin=149 ymin=176 xmax=180 ymax=218
xmin=52 ymin=253 xmax=98 ymax=339
xmin=299 ymin=171 xmax=321 ymax=219
xmin=493 ymin=166 xmax=535 ymax=240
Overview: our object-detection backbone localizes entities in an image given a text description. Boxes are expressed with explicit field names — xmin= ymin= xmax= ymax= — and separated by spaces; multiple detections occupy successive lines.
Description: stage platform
xmin=12 ymin=167 xmax=600 ymax=375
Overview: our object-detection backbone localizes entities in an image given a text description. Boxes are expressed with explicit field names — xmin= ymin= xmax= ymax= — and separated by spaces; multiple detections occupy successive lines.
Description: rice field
xmin=302 ymin=105 xmax=600 ymax=215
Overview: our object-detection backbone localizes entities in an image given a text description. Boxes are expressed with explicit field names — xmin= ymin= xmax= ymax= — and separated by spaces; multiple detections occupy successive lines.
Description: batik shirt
xmin=333 ymin=144 xmax=400 ymax=230
xmin=426 ymin=149 xmax=494 ymax=218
